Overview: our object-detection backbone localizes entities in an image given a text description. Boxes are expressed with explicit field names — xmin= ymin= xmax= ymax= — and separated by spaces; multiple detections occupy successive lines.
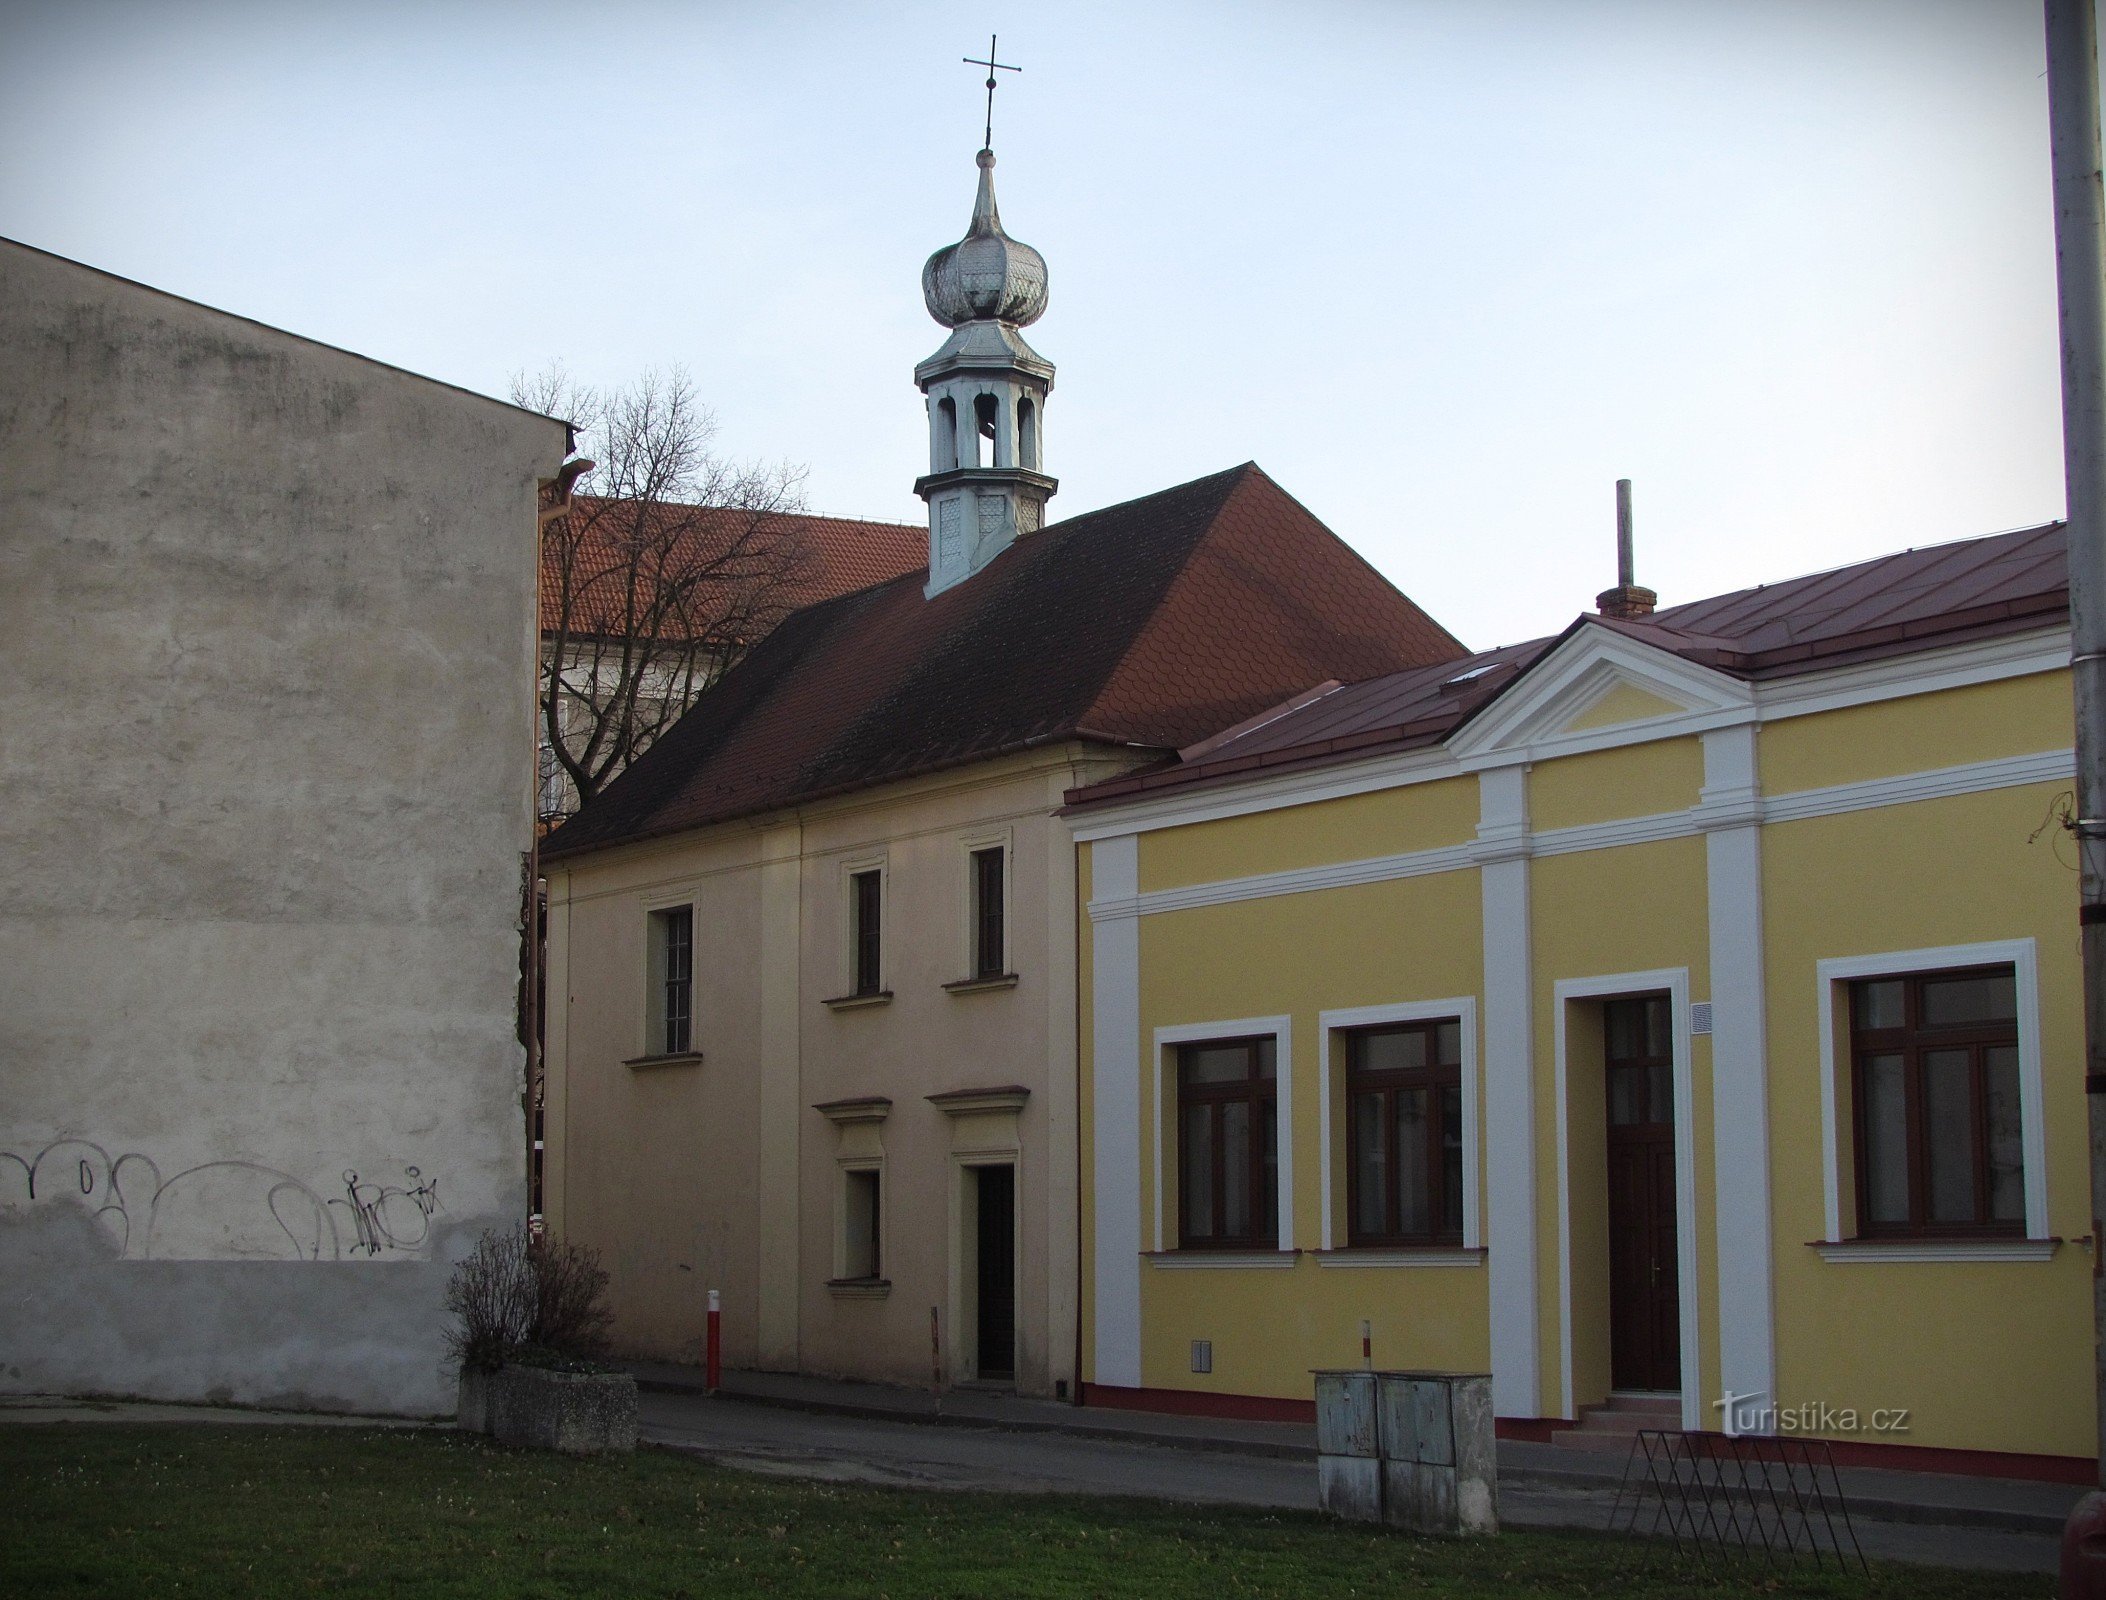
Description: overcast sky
xmin=0 ymin=0 xmax=2075 ymax=649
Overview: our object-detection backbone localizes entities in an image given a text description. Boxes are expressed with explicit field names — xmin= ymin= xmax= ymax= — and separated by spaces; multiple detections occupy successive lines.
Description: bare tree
xmin=516 ymin=364 xmax=810 ymax=815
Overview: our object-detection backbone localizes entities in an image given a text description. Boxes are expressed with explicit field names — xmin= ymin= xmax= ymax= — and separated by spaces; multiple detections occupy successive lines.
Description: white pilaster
xmin=1474 ymin=765 xmax=1540 ymax=1419
xmin=1089 ymin=834 xmax=1144 ymax=1390
xmin=1701 ymin=725 xmax=1777 ymax=1424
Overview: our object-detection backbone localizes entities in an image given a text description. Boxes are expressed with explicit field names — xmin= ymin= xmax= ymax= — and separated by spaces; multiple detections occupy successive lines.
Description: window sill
xmin=826 ymin=1277 xmax=892 ymax=1298
xmin=623 ymin=1051 xmax=704 ymax=1070
xmin=821 ymin=990 xmax=894 ymax=1011
xmin=943 ymin=973 xmax=1021 ymax=994
xmin=1144 ymin=1250 xmax=1301 ymax=1270
xmin=1312 ymin=1247 xmax=1484 ymax=1269
xmin=1808 ymin=1237 xmax=2060 ymax=1264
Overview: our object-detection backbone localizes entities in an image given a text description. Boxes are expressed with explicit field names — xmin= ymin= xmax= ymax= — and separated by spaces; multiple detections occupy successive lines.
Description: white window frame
xmin=640 ymin=891 xmax=699 ymax=1058
xmin=959 ymin=828 xmax=1014 ymax=981
xmin=1316 ymin=998 xmax=1481 ymax=1256
xmin=1814 ymin=938 xmax=2048 ymax=1255
xmin=840 ymin=854 xmax=888 ymax=998
xmin=1150 ymin=1016 xmax=1294 ymax=1255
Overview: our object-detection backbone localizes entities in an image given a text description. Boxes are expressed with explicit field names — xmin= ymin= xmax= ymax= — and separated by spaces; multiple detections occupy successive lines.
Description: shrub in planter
xmin=446 ymin=1227 xmax=633 ymax=1453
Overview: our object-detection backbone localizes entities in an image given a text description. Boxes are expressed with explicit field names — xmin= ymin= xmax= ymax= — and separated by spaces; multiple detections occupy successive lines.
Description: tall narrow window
xmin=971 ymin=846 xmax=1005 ymax=979
xmin=851 ymin=869 xmax=883 ymax=997
xmin=843 ymin=1167 xmax=882 ymax=1280
xmin=649 ymin=906 xmax=693 ymax=1055
xmin=1177 ymin=1037 xmax=1278 ymax=1250
xmin=1345 ymin=1020 xmax=1463 ymax=1246
xmin=1850 ymin=965 xmax=2022 ymax=1236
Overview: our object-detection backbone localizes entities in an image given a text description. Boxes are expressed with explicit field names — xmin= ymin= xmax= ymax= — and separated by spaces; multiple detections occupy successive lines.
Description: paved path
xmin=638 ymin=1387 xmax=2064 ymax=1574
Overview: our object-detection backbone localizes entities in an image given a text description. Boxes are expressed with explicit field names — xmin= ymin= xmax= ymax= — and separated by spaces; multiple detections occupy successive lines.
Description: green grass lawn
xmin=0 ymin=1423 xmax=2049 ymax=1599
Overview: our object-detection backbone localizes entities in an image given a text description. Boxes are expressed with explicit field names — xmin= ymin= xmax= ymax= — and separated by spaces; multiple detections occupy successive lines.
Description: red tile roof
xmin=1069 ymin=521 xmax=2070 ymax=809
xmin=543 ymin=464 xmax=1466 ymax=858
xmin=539 ymin=496 xmax=926 ymax=639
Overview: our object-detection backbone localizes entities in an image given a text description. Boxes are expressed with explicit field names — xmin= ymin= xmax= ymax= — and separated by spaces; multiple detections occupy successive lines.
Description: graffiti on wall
xmin=0 ymin=1139 xmax=443 ymax=1261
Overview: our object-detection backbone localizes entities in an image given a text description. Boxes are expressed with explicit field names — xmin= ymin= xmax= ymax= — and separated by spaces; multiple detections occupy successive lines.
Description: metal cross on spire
xmin=963 ymin=34 xmax=1020 ymax=152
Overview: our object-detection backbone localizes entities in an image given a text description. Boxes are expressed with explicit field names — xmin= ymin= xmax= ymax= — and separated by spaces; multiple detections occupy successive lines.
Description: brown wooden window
xmin=971 ymin=847 xmax=1005 ymax=979
xmin=1177 ymin=1037 xmax=1277 ymax=1250
xmin=1345 ymin=1020 xmax=1463 ymax=1246
xmin=649 ymin=906 xmax=692 ymax=1055
xmin=1849 ymin=965 xmax=2022 ymax=1237
xmin=850 ymin=869 xmax=883 ymax=996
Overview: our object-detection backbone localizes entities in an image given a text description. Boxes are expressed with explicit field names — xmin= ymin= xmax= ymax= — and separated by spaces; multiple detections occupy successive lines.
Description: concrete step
xmin=1552 ymin=1394 xmax=1683 ymax=1450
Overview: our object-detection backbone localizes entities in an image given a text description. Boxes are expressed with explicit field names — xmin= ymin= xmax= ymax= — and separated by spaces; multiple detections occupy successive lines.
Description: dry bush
xmin=530 ymin=1235 xmax=613 ymax=1360
xmin=444 ymin=1227 xmax=536 ymax=1373
xmin=445 ymin=1226 xmax=615 ymax=1371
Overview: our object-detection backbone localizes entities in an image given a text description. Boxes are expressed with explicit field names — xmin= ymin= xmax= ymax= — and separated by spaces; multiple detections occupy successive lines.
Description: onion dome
xmin=921 ymin=149 xmax=1048 ymax=328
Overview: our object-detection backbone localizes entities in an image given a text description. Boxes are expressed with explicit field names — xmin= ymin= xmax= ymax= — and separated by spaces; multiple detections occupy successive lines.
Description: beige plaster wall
xmin=546 ymin=746 xmax=1138 ymax=1397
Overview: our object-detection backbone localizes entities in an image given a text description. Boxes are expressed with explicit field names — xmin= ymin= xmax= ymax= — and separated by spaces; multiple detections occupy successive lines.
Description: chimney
xmin=1595 ymin=478 xmax=1658 ymax=619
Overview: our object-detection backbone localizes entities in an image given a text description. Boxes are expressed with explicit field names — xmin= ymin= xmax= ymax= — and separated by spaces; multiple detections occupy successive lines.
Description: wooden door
xmin=974 ymin=1165 xmax=1015 ymax=1381
xmin=1604 ymin=995 xmax=1680 ymax=1393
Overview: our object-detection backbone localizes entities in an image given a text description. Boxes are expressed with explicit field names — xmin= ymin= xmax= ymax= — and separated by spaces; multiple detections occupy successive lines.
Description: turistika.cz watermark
xmin=1715 ymin=1389 xmax=1910 ymax=1438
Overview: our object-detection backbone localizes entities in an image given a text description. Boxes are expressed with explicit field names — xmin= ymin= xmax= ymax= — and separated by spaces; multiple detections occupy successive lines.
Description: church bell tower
xmin=914 ymin=145 xmax=1057 ymax=598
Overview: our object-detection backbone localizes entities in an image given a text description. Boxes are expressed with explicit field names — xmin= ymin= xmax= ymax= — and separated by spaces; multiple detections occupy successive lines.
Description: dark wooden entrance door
xmin=1604 ymin=995 xmax=1680 ymax=1393
xmin=975 ymin=1165 xmax=1015 ymax=1380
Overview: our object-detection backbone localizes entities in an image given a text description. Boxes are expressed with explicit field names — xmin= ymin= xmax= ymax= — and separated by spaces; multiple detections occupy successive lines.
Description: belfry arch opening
xmin=974 ymin=393 xmax=999 ymax=469
xmin=936 ymin=397 xmax=959 ymax=472
xmin=1017 ymin=397 xmax=1038 ymax=472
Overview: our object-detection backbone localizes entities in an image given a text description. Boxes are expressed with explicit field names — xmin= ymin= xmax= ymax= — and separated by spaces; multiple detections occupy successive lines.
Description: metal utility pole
xmin=2046 ymin=0 xmax=2106 ymax=1487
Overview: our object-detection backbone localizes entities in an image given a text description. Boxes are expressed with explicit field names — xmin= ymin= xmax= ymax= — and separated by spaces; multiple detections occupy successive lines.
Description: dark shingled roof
xmin=543 ymin=463 xmax=1466 ymax=857
xmin=1069 ymin=520 xmax=2069 ymax=808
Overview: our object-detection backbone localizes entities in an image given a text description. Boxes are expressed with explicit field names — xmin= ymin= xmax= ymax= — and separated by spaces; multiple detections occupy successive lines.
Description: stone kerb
xmin=1314 ymin=1369 xmax=1498 ymax=1535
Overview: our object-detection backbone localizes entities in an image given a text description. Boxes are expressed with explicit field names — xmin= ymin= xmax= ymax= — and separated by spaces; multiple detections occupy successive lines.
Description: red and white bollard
xmin=706 ymin=1288 xmax=721 ymax=1394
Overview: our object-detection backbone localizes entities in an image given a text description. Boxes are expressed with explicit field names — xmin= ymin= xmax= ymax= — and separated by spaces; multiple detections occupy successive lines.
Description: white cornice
xmin=1085 ymin=746 xmax=2072 ymax=921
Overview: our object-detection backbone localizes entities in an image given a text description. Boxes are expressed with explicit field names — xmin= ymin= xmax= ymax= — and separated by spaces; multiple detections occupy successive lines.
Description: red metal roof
xmin=543 ymin=464 xmax=1466 ymax=857
xmin=1068 ymin=522 xmax=2070 ymax=809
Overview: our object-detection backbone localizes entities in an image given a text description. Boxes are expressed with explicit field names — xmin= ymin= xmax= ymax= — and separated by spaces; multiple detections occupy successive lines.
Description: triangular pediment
xmin=1448 ymin=622 xmax=1753 ymax=764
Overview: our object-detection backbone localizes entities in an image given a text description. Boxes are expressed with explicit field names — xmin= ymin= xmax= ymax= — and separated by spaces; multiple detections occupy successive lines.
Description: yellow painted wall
xmin=1530 ymin=833 xmax=1713 ymax=1421
xmin=1565 ymin=680 xmax=1686 ymax=732
xmin=1129 ymin=867 xmax=1490 ymax=1399
xmin=1082 ymin=663 xmax=2088 ymax=1460
xmin=1137 ymin=776 xmax=1475 ymax=893
xmin=1529 ymin=737 xmax=1703 ymax=830
xmin=1762 ymin=780 xmax=2089 ymax=1458
xmin=1760 ymin=673 xmax=2072 ymax=796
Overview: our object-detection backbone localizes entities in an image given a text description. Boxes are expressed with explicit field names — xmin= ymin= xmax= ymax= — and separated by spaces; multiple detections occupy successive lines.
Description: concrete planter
xmin=456 ymin=1363 xmax=637 ymax=1455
